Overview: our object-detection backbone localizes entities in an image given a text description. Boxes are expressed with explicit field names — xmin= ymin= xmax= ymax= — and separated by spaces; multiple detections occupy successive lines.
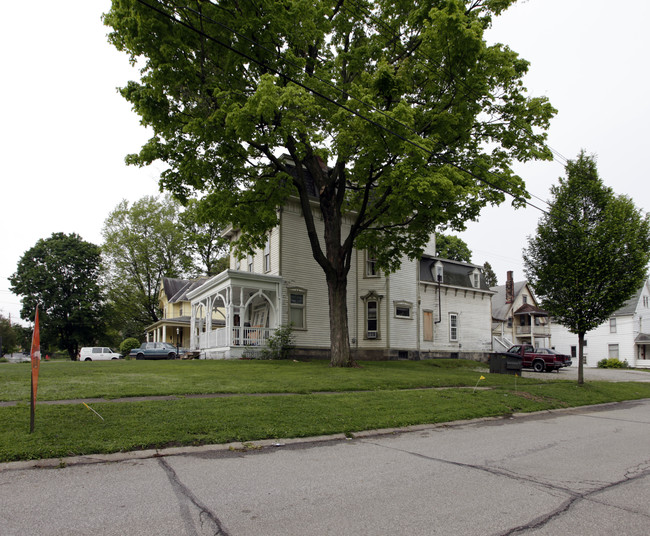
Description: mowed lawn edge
xmin=2 ymin=360 xmax=650 ymax=463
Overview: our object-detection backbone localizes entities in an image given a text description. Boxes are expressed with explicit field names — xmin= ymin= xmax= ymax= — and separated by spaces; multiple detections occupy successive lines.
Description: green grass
xmin=1 ymin=359 xmax=649 ymax=463
xmin=0 ymin=358 xmax=492 ymax=401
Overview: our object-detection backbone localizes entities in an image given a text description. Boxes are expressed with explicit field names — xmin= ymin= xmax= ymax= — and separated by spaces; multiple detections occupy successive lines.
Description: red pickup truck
xmin=506 ymin=345 xmax=572 ymax=372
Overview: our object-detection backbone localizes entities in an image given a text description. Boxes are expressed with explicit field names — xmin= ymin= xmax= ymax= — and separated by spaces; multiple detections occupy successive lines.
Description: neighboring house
xmin=491 ymin=271 xmax=551 ymax=351
xmin=550 ymin=279 xmax=650 ymax=368
xmin=186 ymin=193 xmax=494 ymax=360
xmin=145 ymin=276 xmax=212 ymax=349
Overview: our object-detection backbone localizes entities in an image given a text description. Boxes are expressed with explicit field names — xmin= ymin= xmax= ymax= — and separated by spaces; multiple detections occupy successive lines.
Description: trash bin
xmin=489 ymin=352 xmax=523 ymax=375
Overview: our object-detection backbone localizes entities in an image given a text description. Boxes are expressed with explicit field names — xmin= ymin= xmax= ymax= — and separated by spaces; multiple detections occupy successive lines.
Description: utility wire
xmin=132 ymin=0 xmax=549 ymax=214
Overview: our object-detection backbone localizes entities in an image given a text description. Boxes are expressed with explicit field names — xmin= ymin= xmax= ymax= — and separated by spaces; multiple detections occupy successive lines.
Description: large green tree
xmin=105 ymin=0 xmax=555 ymax=366
xmin=435 ymin=234 xmax=473 ymax=263
xmin=0 ymin=314 xmax=18 ymax=354
xmin=102 ymin=195 xmax=192 ymax=337
xmin=9 ymin=233 xmax=108 ymax=359
xmin=524 ymin=152 xmax=650 ymax=384
xmin=179 ymin=198 xmax=229 ymax=276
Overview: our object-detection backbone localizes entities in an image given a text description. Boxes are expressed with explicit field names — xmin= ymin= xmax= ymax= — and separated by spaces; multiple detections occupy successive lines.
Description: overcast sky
xmin=1 ymin=1 xmax=648 ymax=326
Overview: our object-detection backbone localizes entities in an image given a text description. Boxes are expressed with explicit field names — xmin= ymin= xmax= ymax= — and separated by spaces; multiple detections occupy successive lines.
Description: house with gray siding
xmin=186 ymin=196 xmax=494 ymax=361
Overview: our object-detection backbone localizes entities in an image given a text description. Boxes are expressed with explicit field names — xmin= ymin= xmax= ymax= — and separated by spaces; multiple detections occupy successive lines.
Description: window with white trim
xmin=366 ymin=251 xmax=378 ymax=277
xmin=247 ymin=254 xmax=254 ymax=272
xmin=367 ymin=300 xmax=378 ymax=336
xmin=608 ymin=344 xmax=619 ymax=359
xmin=289 ymin=290 xmax=306 ymax=329
xmin=610 ymin=317 xmax=616 ymax=333
xmin=394 ymin=301 xmax=412 ymax=319
xmin=449 ymin=313 xmax=458 ymax=342
xmin=264 ymin=235 xmax=271 ymax=272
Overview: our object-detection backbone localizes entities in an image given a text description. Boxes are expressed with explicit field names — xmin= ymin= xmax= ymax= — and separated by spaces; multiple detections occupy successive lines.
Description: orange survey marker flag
xmin=30 ymin=306 xmax=41 ymax=433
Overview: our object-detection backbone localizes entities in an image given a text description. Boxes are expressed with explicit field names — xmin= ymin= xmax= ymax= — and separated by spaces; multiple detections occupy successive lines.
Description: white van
xmin=78 ymin=347 xmax=122 ymax=361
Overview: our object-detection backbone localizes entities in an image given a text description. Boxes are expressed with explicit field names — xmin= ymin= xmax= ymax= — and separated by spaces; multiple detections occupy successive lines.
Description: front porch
xmin=187 ymin=270 xmax=284 ymax=359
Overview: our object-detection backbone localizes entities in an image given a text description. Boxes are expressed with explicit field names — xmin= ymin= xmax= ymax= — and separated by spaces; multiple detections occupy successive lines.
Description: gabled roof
xmin=162 ymin=277 xmax=211 ymax=304
xmin=513 ymin=303 xmax=548 ymax=317
xmin=611 ymin=284 xmax=645 ymax=317
xmin=490 ymin=280 xmax=529 ymax=321
xmin=419 ymin=256 xmax=492 ymax=291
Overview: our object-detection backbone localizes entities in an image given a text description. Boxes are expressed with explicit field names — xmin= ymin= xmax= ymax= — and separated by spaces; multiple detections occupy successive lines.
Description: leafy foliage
xmin=105 ymin=0 xmax=556 ymax=365
xmin=120 ymin=337 xmax=142 ymax=357
xmin=482 ymin=261 xmax=498 ymax=287
xmin=179 ymin=198 xmax=229 ymax=276
xmin=524 ymin=152 xmax=650 ymax=383
xmin=435 ymin=234 xmax=473 ymax=263
xmin=0 ymin=314 xmax=18 ymax=354
xmin=102 ymin=195 xmax=192 ymax=336
xmin=597 ymin=358 xmax=629 ymax=369
xmin=259 ymin=325 xmax=295 ymax=360
xmin=9 ymin=233 xmax=108 ymax=358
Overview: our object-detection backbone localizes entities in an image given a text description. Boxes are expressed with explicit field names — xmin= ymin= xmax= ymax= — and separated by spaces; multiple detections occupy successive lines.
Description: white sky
xmin=1 ymin=0 xmax=648 ymax=326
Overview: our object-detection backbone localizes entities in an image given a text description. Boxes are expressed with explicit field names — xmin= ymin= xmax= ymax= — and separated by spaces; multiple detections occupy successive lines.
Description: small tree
xmin=482 ymin=262 xmax=498 ymax=287
xmin=524 ymin=152 xmax=650 ymax=384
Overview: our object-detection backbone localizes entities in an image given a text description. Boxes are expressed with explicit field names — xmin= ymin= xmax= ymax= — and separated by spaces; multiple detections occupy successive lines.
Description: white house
xmin=186 ymin=195 xmax=494 ymax=361
xmin=551 ymin=280 xmax=650 ymax=368
xmin=491 ymin=271 xmax=551 ymax=351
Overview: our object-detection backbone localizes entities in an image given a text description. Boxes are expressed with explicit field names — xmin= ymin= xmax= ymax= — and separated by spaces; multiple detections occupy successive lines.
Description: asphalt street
xmin=2 ymin=397 xmax=650 ymax=535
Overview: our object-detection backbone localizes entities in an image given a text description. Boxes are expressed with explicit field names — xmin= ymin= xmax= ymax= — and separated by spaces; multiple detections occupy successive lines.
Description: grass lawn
xmin=1 ymin=359 xmax=649 ymax=463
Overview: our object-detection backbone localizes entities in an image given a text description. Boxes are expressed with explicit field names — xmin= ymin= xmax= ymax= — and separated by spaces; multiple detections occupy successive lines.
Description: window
xmin=449 ymin=313 xmax=458 ymax=341
xmin=367 ymin=300 xmax=378 ymax=333
xmin=264 ymin=236 xmax=271 ymax=272
xmin=644 ymin=296 xmax=649 ymax=308
xmin=571 ymin=346 xmax=577 ymax=358
xmin=522 ymin=295 xmax=528 ymax=304
xmin=235 ymin=257 xmax=241 ymax=270
xmin=289 ymin=290 xmax=306 ymax=329
xmin=247 ymin=254 xmax=254 ymax=272
xmin=507 ymin=317 xmax=512 ymax=328
xmin=608 ymin=344 xmax=619 ymax=359
xmin=471 ymin=269 xmax=480 ymax=288
xmin=361 ymin=291 xmax=382 ymax=339
xmin=366 ymin=252 xmax=378 ymax=277
xmin=609 ymin=317 xmax=617 ymax=333
xmin=394 ymin=301 xmax=412 ymax=319
xmin=434 ymin=261 xmax=443 ymax=282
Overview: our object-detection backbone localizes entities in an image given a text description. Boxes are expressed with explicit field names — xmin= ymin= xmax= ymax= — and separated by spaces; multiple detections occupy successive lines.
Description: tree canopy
xmin=435 ymin=234 xmax=473 ymax=263
xmin=9 ymin=233 xmax=108 ymax=359
xmin=102 ymin=195 xmax=192 ymax=337
xmin=105 ymin=0 xmax=556 ymax=365
xmin=524 ymin=152 xmax=650 ymax=384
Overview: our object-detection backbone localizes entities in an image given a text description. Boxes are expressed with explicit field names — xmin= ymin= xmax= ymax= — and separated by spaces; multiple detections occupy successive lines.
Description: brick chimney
xmin=505 ymin=271 xmax=514 ymax=304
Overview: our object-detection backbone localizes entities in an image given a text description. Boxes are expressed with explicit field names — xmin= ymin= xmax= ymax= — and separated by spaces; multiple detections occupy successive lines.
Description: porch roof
xmin=186 ymin=269 xmax=284 ymax=301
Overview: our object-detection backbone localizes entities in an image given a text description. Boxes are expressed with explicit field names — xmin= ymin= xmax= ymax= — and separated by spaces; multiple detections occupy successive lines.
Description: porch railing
xmin=195 ymin=326 xmax=274 ymax=350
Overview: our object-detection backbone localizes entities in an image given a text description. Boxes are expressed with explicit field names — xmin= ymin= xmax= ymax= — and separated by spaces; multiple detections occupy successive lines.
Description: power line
xmin=132 ymin=0 xmax=549 ymax=214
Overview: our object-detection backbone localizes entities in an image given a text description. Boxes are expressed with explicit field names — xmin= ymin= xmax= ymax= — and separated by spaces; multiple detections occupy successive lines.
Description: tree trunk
xmin=577 ymin=332 xmax=585 ymax=385
xmin=327 ymin=275 xmax=353 ymax=367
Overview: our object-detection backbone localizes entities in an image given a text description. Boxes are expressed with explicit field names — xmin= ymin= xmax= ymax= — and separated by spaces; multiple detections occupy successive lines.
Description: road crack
xmin=158 ymin=457 xmax=230 ymax=536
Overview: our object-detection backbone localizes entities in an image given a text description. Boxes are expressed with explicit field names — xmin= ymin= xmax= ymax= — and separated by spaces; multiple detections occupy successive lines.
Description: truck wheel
xmin=532 ymin=360 xmax=545 ymax=373
xmin=84 ymin=358 xmax=92 ymax=362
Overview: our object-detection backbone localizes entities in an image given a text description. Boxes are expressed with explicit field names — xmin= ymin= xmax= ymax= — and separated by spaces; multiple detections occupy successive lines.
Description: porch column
xmin=206 ymin=297 xmax=213 ymax=332
xmin=162 ymin=324 xmax=167 ymax=343
xmin=190 ymin=304 xmax=196 ymax=349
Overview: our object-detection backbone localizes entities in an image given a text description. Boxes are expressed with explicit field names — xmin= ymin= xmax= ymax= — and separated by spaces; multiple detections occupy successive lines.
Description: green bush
xmin=120 ymin=337 xmax=141 ymax=357
xmin=597 ymin=357 xmax=629 ymax=369
xmin=259 ymin=325 xmax=295 ymax=360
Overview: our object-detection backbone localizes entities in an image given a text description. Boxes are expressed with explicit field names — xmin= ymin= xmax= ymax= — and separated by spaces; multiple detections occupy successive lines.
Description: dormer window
xmin=471 ymin=268 xmax=481 ymax=288
xmin=434 ymin=261 xmax=443 ymax=282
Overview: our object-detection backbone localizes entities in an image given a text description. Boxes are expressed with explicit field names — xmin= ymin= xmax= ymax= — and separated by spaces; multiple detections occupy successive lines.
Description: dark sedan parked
xmin=129 ymin=342 xmax=178 ymax=360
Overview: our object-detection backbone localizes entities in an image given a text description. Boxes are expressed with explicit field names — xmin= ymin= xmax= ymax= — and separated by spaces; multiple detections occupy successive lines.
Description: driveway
xmin=522 ymin=365 xmax=650 ymax=382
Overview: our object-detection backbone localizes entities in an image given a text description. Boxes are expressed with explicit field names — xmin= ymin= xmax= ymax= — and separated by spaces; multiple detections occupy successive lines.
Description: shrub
xmin=259 ymin=325 xmax=295 ymax=360
xmin=597 ymin=357 xmax=629 ymax=369
xmin=120 ymin=337 xmax=141 ymax=357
